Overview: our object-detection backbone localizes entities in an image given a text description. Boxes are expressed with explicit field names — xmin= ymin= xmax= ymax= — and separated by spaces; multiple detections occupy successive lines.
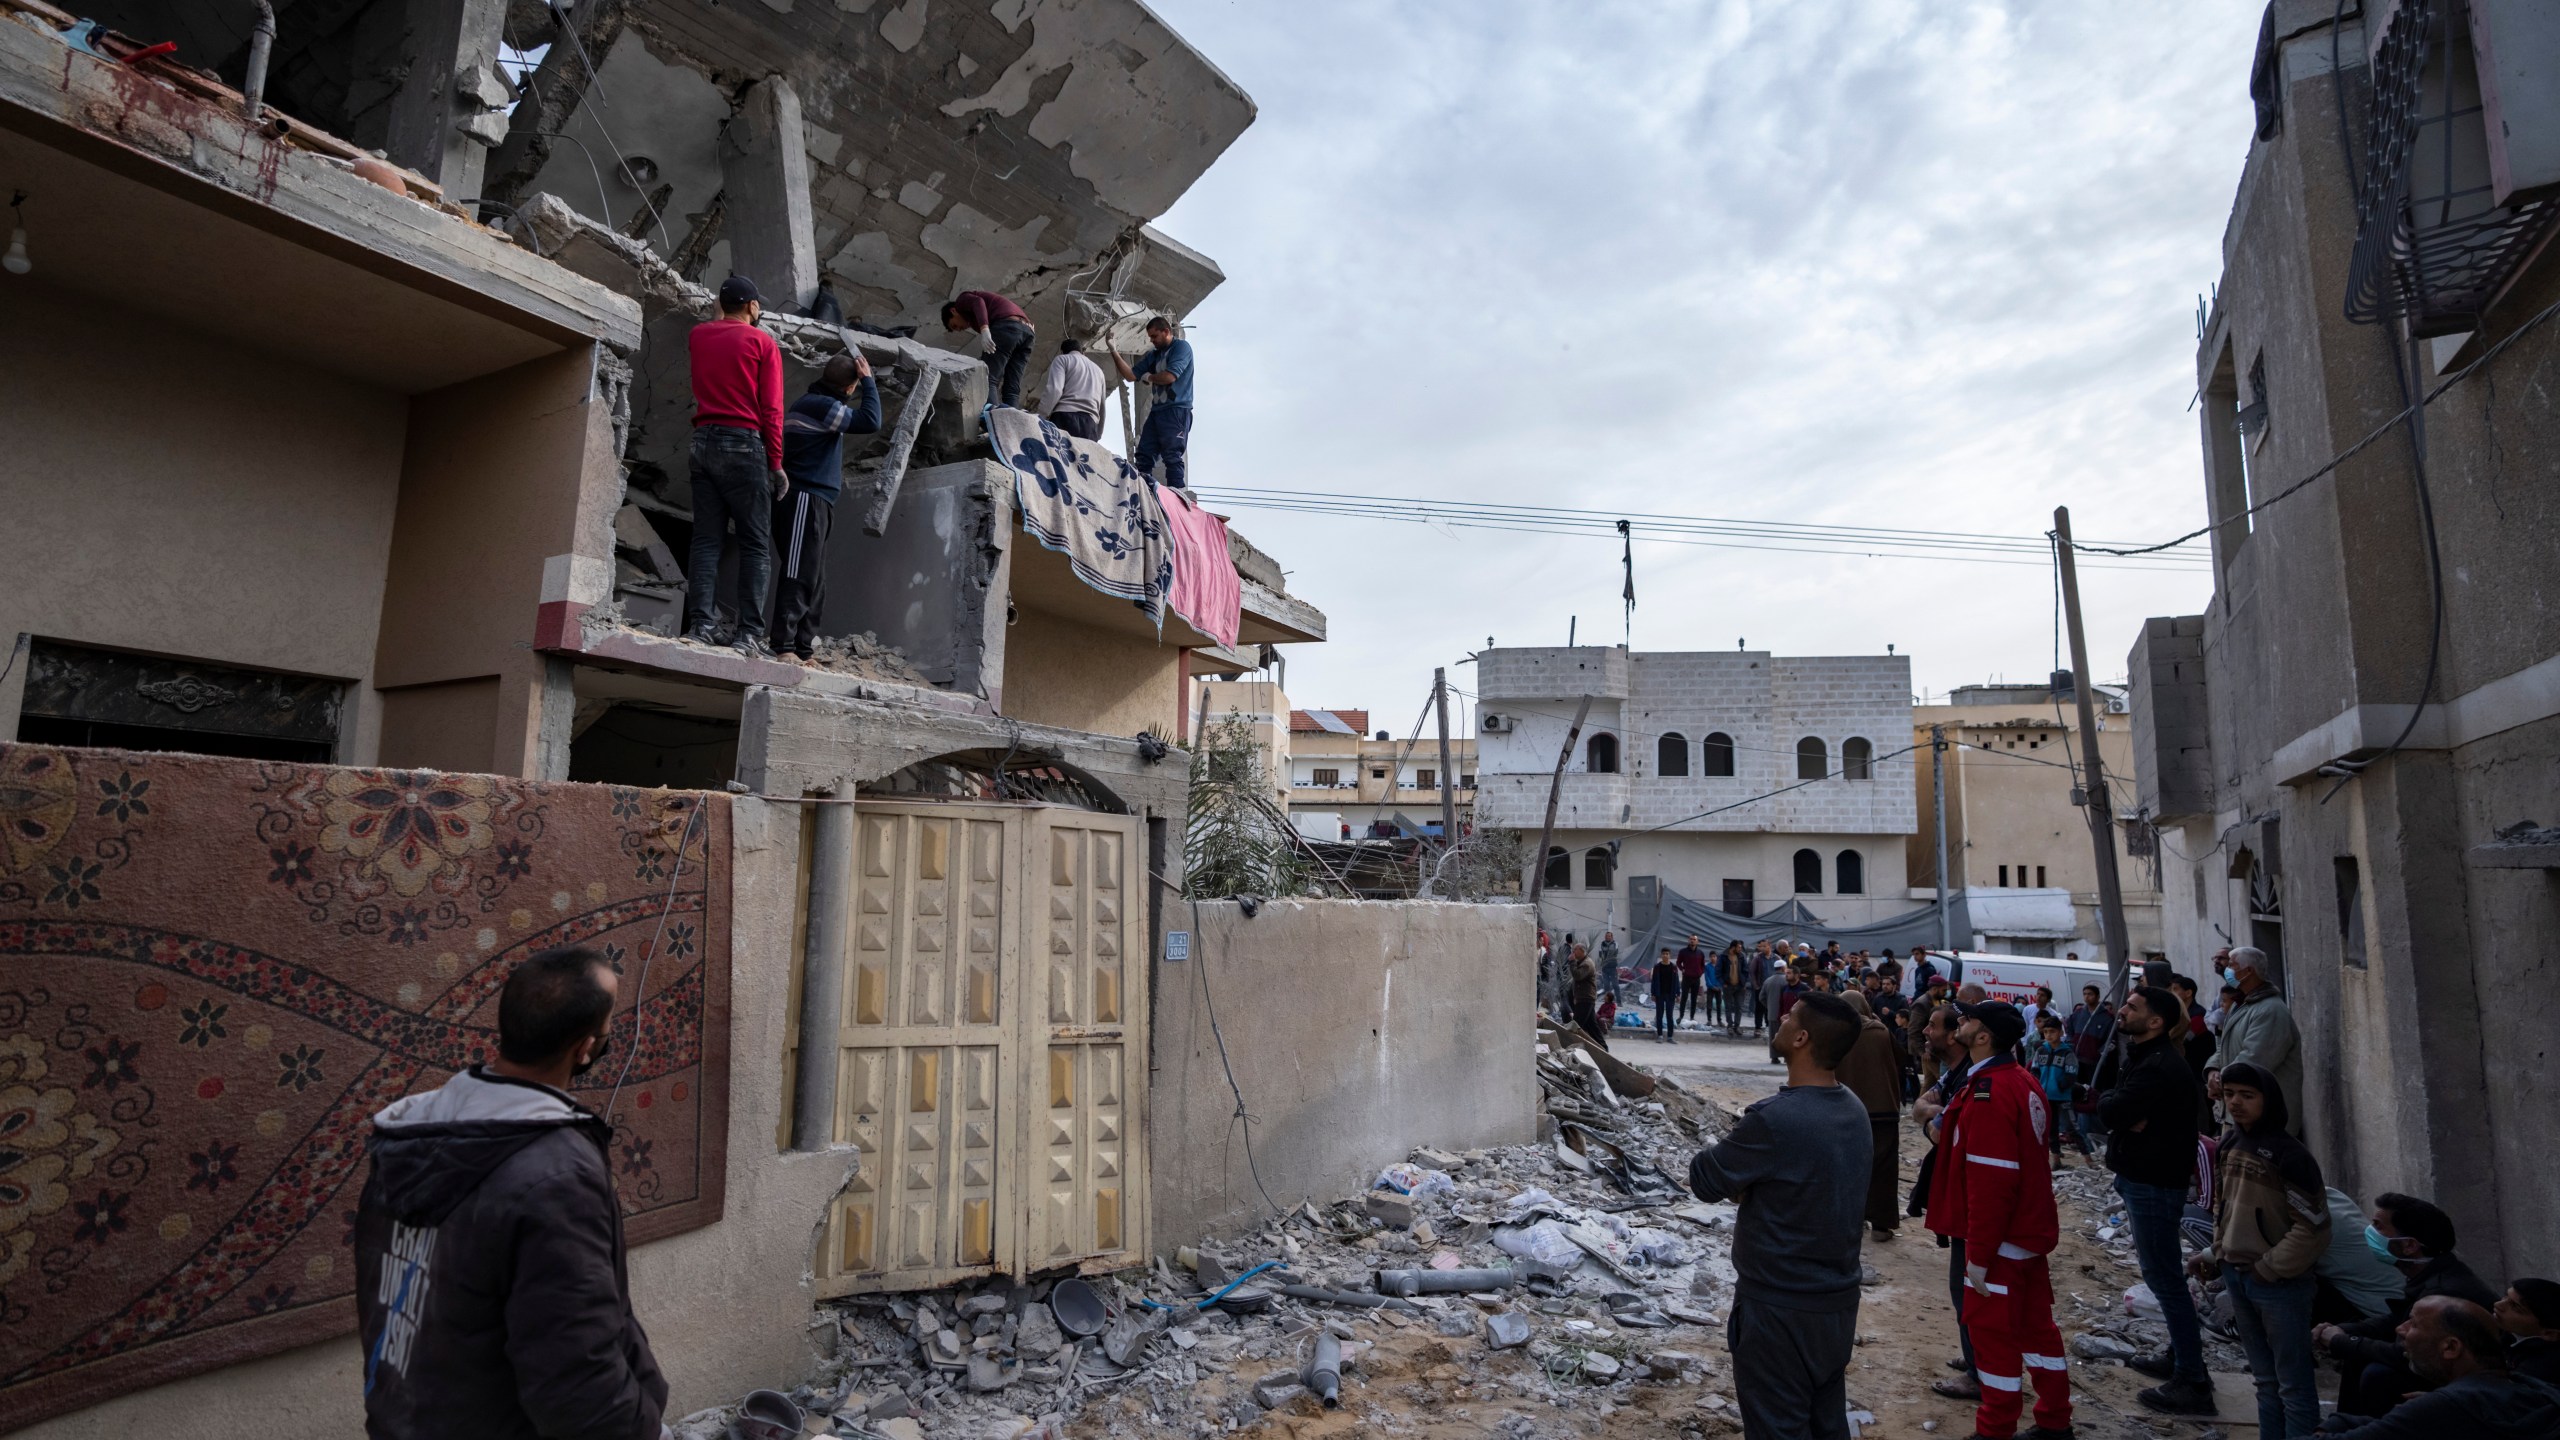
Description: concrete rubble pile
xmin=672 ymin=1044 xmax=1764 ymax=1438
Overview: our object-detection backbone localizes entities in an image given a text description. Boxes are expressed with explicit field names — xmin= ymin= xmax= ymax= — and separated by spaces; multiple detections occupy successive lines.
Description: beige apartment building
xmin=1285 ymin=707 xmax=1475 ymax=841
xmin=1909 ymin=683 xmax=2164 ymax=961
xmin=1191 ymin=676 xmax=1294 ymax=804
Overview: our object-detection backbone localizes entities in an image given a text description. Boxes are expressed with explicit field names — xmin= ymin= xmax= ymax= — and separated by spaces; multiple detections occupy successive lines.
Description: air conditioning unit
xmin=1480 ymin=714 xmax=1514 ymax=734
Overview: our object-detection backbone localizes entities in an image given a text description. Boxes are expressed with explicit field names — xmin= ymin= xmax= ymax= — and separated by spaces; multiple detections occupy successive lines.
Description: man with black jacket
xmin=2098 ymin=986 xmax=2213 ymax=1416
xmin=2315 ymin=1192 xmax=2501 ymax=1419
xmin=770 ymin=350 xmax=882 ymax=660
xmin=356 ymin=947 xmax=668 ymax=1440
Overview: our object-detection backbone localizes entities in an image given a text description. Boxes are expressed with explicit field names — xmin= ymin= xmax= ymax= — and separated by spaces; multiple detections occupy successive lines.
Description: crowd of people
xmin=1654 ymin=937 xmax=2560 ymax=1440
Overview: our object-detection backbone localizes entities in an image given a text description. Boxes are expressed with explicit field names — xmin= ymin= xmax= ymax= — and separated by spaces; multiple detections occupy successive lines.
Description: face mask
xmin=2365 ymin=1225 xmax=2402 ymax=1264
xmin=2222 ymin=967 xmax=2240 ymax=987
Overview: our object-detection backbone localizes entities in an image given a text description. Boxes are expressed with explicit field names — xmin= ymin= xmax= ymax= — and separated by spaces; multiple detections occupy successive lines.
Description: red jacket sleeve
xmin=956 ymin=291 xmax=989 ymax=330
xmin=756 ymin=331 xmax=785 ymax=471
xmin=1959 ymin=1074 xmax=2029 ymax=1258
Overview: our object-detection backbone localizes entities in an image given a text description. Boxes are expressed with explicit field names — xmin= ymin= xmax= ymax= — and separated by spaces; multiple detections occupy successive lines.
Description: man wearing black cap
xmin=685 ymin=275 xmax=790 ymax=655
xmin=1927 ymin=999 xmax=2074 ymax=1440
xmin=2492 ymin=1280 xmax=2560 ymax=1386
xmin=2097 ymin=986 xmax=2212 ymax=1415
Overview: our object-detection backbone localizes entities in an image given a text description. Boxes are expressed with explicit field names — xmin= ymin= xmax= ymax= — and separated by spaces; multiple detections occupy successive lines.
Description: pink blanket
xmin=1158 ymin=486 xmax=1241 ymax=649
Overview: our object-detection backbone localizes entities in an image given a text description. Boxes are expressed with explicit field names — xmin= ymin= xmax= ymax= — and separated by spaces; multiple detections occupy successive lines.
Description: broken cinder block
xmin=1364 ymin=1192 xmax=1419 ymax=1229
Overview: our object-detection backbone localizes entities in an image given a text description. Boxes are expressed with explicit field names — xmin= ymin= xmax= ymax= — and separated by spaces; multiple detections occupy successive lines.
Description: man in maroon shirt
xmin=942 ymin=290 xmax=1036 ymax=408
xmin=685 ymin=275 xmax=789 ymax=655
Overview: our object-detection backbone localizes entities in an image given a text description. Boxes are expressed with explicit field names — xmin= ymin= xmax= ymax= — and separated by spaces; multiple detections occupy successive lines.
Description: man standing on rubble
xmin=1929 ymin=1000 xmax=2074 ymax=1440
xmin=943 ymin=289 xmax=1037 ymax=408
xmin=685 ymin=275 xmax=789 ymax=655
xmin=1115 ymin=315 xmax=1195 ymax=488
xmin=770 ymin=350 xmax=882 ymax=661
xmin=1690 ymin=991 xmax=1871 ymax=1440
xmin=355 ymin=946 xmax=668 ymax=1440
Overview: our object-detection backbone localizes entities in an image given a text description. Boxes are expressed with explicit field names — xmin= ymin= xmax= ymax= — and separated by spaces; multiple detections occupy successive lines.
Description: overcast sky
xmin=1145 ymin=0 xmax=2259 ymax=731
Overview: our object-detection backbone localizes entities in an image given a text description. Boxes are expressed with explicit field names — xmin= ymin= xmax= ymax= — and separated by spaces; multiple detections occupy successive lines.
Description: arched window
xmin=1544 ymin=846 xmax=1572 ymax=890
xmin=1584 ymin=846 xmax=1615 ymax=890
xmin=1587 ymin=733 xmax=1619 ymax=773
xmin=1837 ymin=849 xmax=1865 ymax=894
xmin=1793 ymin=847 xmax=1823 ymax=893
xmin=1796 ymin=737 xmax=1828 ymax=780
xmin=1702 ymin=732 xmax=1735 ymax=776
xmin=1656 ymin=732 xmax=1689 ymax=776
xmin=1842 ymin=736 xmax=1873 ymax=780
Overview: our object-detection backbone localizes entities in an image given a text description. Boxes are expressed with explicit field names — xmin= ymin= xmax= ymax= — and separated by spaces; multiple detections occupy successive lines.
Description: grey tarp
xmin=1626 ymin=882 xmax=1970 ymax=968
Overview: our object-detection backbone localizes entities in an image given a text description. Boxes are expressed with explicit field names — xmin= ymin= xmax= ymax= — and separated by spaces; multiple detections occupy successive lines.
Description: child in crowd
xmin=2031 ymin=1012 xmax=2095 ymax=1163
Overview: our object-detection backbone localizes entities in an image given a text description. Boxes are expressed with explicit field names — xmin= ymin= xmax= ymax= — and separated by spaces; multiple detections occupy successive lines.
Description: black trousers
xmin=684 ymin=426 xmax=772 ymax=635
xmin=987 ymin=319 xmax=1036 ymax=407
xmin=1867 ymin=1115 xmax=1901 ymax=1233
xmin=1727 ymin=1288 xmax=1857 ymax=1440
xmin=769 ymin=490 xmax=833 ymax=657
xmin=1949 ymin=1238 xmax=1979 ymax=1372
xmin=1050 ymin=408 xmax=1103 ymax=441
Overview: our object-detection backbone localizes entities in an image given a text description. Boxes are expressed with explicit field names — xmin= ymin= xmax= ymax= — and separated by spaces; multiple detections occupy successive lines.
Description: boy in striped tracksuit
xmin=770 ymin=351 xmax=882 ymax=659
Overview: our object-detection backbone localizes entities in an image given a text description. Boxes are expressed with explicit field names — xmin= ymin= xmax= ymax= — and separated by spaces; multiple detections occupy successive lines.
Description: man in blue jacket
xmin=1114 ymin=315 xmax=1194 ymax=488
xmin=769 ymin=351 xmax=882 ymax=660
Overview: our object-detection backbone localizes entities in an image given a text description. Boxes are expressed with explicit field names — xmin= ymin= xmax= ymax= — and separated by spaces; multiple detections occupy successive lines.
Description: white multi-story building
xmin=1471 ymin=647 xmax=1918 ymax=939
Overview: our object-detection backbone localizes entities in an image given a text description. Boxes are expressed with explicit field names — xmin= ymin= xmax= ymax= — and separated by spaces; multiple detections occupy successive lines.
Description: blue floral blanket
xmin=988 ymin=407 xmax=1170 ymax=625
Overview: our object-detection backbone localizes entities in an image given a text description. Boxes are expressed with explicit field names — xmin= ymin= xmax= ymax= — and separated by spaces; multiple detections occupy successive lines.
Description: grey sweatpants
xmin=1727 ymin=1287 xmax=1857 ymax=1440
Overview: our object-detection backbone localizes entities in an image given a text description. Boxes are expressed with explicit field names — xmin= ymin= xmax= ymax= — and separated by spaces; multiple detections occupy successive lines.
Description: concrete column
xmin=719 ymin=75 xmax=818 ymax=309
xmin=380 ymin=0 xmax=513 ymax=201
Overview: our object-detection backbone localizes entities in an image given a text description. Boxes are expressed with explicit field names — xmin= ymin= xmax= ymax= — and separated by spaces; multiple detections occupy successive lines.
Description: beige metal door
xmin=816 ymin=800 xmax=1145 ymax=1295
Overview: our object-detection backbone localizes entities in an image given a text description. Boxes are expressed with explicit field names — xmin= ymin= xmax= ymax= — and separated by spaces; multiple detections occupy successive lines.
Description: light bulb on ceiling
xmin=2 ymin=191 xmax=26 ymax=275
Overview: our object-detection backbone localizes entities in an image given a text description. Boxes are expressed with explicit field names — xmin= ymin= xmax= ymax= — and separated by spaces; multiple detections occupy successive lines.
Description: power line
xmin=2069 ymin=287 xmax=2560 ymax=557
xmin=1192 ymin=488 xmax=2211 ymax=573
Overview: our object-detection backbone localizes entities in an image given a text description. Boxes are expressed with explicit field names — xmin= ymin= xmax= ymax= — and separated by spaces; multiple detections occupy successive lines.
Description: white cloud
xmin=1147 ymin=0 xmax=2258 ymax=721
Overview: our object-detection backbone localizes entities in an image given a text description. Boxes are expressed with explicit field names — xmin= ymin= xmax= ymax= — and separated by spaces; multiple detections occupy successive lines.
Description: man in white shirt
xmin=1039 ymin=338 xmax=1108 ymax=441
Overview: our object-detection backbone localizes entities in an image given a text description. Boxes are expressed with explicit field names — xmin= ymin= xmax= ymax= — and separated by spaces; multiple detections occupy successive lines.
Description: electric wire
xmin=2068 ymin=288 xmax=2560 ymax=557
xmin=1195 ymin=487 xmax=2210 ymax=574
xmin=603 ymin=797 xmax=706 ymax=1127
xmin=541 ymin=4 xmax=676 ymax=255
xmin=1188 ymin=894 xmax=1282 ymax=1217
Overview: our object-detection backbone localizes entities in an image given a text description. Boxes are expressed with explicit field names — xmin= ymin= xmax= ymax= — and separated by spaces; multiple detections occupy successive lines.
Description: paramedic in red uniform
xmin=1928 ymin=999 xmax=2073 ymax=1440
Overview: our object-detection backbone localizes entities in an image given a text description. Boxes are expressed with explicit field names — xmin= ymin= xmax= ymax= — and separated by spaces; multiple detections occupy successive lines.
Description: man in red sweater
xmin=684 ymin=275 xmax=789 ymax=655
xmin=1928 ymin=999 xmax=2073 ymax=1440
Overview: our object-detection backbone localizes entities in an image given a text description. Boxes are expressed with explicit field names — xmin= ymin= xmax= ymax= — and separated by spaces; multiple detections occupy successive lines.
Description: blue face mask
xmin=2223 ymin=967 xmax=2240 ymax=987
xmin=2365 ymin=1225 xmax=2402 ymax=1264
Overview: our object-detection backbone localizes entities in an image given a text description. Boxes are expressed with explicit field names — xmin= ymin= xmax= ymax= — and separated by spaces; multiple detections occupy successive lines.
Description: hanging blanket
xmin=1156 ymin=486 xmax=1243 ymax=649
xmin=0 ymin=744 xmax=731 ymax=1433
xmin=988 ymin=406 xmax=1170 ymax=625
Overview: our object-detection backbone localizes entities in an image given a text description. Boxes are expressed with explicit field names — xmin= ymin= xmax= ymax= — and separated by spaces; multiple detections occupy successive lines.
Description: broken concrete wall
xmin=487 ymin=0 xmax=1250 ymax=344
xmin=1149 ymin=900 xmax=1539 ymax=1248
xmin=8 ymin=796 xmax=847 ymax=1440
xmin=822 ymin=460 xmax=1014 ymax=699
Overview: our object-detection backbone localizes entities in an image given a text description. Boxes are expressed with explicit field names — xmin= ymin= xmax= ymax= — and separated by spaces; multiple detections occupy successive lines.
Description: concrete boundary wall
xmin=1149 ymin=900 xmax=1538 ymax=1246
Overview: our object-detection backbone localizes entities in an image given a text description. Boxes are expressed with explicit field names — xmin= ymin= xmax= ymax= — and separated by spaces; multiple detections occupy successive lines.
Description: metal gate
xmin=814 ymin=800 xmax=1146 ymax=1294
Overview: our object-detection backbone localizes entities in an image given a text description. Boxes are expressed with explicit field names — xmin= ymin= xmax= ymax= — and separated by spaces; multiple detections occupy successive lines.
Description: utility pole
xmin=1525 ymin=691 xmax=1587 ymax=1009
xmin=2053 ymin=507 xmax=2133 ymax=1001
xmin=1526 ymin=695 xmax=1593 ymax=922
xmin=1931 ymin=723 xmax=1953 ymax=952
xmin=1433 ymin=668 xmax=1458 ymax=847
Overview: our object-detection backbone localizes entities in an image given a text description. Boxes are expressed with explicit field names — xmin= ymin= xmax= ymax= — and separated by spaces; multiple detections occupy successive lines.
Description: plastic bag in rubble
xmin=1492 ymin=1220 xmax=1583 ymax=1270
xmin=1498 ymin=1188 xmax=1562 ymax=1223
xmin=2123 ymin=1282 xmax=2164 ymax=1319
xmin=1593 ymin=1211 xmax=1634 ymax=1243
xmin=1375 ymin=1164 xmax=1455 ymax=1197
xmin=1630 ymin=1227 xmax=1690 ymax=1266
